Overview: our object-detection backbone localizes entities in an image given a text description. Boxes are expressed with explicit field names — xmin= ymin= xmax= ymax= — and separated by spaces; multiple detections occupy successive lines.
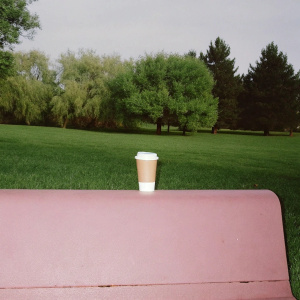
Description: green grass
xmin=0 ymin=124 xmax=299 ymax=298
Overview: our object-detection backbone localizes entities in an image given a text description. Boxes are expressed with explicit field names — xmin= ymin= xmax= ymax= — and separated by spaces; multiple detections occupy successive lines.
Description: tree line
xmin=1 ymin=1 xmax=299 ymax=135
xmin=0 ymin=50 xmax=218 ymax=134
xmin=0 ymin=41 xmax=299 ymax=135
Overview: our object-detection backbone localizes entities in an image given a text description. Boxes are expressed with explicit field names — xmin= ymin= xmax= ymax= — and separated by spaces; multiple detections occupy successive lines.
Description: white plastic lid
xmin=138 ymin=182 xmax=155 ymax=192
xmin=135 ymin=152 xmax=159 ymax=160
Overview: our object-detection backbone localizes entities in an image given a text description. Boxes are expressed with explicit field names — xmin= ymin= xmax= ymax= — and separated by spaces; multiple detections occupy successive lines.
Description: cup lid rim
xmin=135 ymin=152 xmax=159 ymax=160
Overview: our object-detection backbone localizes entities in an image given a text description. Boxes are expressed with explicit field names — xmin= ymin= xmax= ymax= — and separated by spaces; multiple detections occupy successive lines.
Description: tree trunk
xmin=289 ymin=129 xmax=293 ymax=137
xmin=211 ymin=126 xmax=217 ymax=134
xmin=167 ymin=121 xmax=170 ymax=133
xmin=156 ymin=119 xmax=162 ymax=135
xmin=63 ymin=118 xmax=68 ymax=129
xmin=182 ymin=125 xmax=187 ymax=136
xmin=264 ymin=129 xmax=269 ymax=136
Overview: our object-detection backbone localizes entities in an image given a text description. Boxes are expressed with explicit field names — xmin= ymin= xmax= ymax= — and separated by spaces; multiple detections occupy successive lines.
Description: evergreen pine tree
xmin=200 ymin=37 xmax=242 ymax=133
xmin=240 ymin=42 xmax=300 ymax=136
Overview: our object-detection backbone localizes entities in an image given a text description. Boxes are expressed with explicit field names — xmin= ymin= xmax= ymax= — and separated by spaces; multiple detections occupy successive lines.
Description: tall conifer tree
xmin=200 ymin=37 xmax=242 ymax=133
xmin=240 ymin=42 xmax=300 ymax=136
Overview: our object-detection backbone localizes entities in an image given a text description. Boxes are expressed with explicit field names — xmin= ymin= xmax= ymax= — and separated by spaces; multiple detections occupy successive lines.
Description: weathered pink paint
xmin=0 ymin=190 xmax=295 ymax=299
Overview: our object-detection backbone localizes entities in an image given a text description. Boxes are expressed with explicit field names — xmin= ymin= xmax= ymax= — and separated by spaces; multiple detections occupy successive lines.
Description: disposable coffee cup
xmin=135 ymin=152 xmax=159 ymax=192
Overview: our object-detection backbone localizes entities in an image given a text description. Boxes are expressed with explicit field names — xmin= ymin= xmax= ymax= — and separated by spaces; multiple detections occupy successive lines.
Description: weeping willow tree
xmin=0 ymin=50 xmax=54 ymax=125
xmin=51 ymin=80 xmax=86 ymax=128
xmin=0 ymin=76 xmax=49 ymax=124
xmin=51 ymin=49 xmax=126 ymax=128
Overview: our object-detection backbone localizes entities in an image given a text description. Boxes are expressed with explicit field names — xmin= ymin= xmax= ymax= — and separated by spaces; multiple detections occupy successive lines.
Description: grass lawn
xmin=0 ymin=124 xmax=299 ymax=298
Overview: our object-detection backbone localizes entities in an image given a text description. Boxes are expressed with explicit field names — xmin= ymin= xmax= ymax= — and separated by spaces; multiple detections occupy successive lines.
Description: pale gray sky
xmin=15 ymin=0 xmax=300 ymax=75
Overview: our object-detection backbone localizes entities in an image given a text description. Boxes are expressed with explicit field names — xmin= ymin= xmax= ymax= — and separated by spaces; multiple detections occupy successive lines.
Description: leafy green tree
xmin=96 ymin=55 xmax=130 ymax=127
xmin=167 ymin=54 xmax=218 ymax=135
xmin=107 ymin=62 xmax=139 ymax=128
xmin=15 ymin=50 xmax=55 ymax=123
xmin=0 ymin=0 xmax=40 ymax=78
xmin=240 ymin=42 xmax=300 ymax=136
xmin=0 ymin=75 xmax=51 ymax=125
xmin=109 ymin=53 xmax=169 ymax=133
xmin=0 ymin=50 xmax=54 ymax=124
xmin=110 ymin=53 xmax=218 ymax=135
xmin=200 ymin=37 xmax=242 ymax=133
xmin=186 ymin=50 xmax=197 ymax=58
xmin=51 ymin=50 xmax=125 ymax=128
xmin=51 ymin=80 xmax=86 ymax=128
xmin=14 ymin=50 xmax=55 ymax=84
xmin=51 ymin=50 xmax=93 ymax=128
xmin=0 ymin=51 xmax=15 ymax=79
xmin=80 ymin=53 xmax=126 ymax=127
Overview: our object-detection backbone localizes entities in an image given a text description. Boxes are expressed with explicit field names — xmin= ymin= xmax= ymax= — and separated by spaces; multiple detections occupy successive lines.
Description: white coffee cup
xmin=135 ymin=152 xmax=159 ymax=192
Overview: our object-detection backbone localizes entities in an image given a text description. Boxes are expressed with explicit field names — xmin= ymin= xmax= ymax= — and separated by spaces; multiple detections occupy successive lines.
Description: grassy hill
xmin=0 ymin=124 xmax=299 ymax=297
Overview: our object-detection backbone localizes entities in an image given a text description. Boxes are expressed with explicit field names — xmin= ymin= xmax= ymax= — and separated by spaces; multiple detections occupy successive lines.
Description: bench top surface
xmin=0 ymin=189 xmax=294 ymax=299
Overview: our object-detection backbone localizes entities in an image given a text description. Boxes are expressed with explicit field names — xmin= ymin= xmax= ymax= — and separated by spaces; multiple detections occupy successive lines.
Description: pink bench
xmin=0 ymin=190 xmax=295 ymax=299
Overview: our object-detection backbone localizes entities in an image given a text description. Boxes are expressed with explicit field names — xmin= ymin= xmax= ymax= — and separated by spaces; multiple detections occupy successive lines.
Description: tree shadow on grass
xmin=88 ymin=126 xmax=185 ymax=136
xmin=155 ymin=160 xmax=162 ymax=190
xmin=198 ymin=129 xmax=293 ymax=137
xmin=70 ymin=125 xmax=296 ymax=137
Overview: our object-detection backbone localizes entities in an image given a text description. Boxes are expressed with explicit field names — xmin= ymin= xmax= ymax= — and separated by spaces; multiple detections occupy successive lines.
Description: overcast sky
xmin=15 ymin=0 xmax=300 ymax=75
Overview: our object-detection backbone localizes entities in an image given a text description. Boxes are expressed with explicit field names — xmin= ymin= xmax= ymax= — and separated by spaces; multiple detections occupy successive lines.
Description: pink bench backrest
xmin=0 ymin=190 xmax=295 ymax=299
